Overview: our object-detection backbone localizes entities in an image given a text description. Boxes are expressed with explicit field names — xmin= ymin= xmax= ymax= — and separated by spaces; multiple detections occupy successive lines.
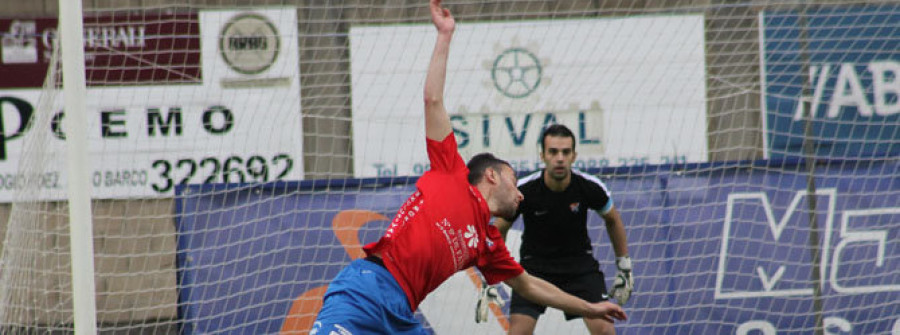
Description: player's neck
xmin=475 ymin=182 xmax=498 ymax=213
xmin=542 ymin=170 xmax=571 ymax=192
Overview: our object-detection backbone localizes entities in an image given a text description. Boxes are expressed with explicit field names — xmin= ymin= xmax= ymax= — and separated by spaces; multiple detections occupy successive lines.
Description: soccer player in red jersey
xmin=310 ymin=1 xmax=627 ymax=333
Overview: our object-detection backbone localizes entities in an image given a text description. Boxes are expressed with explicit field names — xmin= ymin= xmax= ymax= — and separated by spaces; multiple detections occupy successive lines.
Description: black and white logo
xmin=1 ymin=20 xmax=38 ymax=64
xmin=219 ymin=13 xmax=280 ymax=75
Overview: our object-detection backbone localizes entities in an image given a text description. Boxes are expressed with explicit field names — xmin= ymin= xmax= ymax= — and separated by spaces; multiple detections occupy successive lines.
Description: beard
xmin=548 ymin=167 xmax=569 ymax=181
xmin=494 ymin=178 xmax=520 ymax=219
xmin=500 ymin=204 xmax=519 ymax=219
xmin=497 ymin=203 xmax=518 ymax=220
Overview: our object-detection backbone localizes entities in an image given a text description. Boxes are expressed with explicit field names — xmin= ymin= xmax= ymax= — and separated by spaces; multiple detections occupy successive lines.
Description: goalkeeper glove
xmin=610 ymin=256 xmax=634 ymax=305
xmin=475 ymin=282 xmax=504 ymax=323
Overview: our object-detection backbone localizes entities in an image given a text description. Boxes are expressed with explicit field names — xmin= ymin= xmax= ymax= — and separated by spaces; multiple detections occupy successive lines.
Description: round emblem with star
xmin=491 ymin=48 xmax=542 ymax=99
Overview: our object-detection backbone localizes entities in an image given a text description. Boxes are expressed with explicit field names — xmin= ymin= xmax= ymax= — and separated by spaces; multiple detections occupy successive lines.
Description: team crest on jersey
xmin=569 ymin=202 xmax=580 ymax=213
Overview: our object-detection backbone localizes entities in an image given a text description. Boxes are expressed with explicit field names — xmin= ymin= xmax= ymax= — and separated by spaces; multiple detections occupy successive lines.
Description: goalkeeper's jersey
xmin=512 ymin=169 xmax=613 ymax=274
xmin=363 ymin=133 xmax=524 ymax=311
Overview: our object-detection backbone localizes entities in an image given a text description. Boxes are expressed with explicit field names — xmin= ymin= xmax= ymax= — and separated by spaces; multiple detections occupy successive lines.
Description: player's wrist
xmin=616 ymin=256 xmax=632 ymax=271
xmin=580 ymin=299 xmax=596 ymax=317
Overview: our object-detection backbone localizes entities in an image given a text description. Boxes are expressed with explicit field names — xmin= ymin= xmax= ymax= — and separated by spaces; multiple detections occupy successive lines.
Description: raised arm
xmin=424 ymin=0 xmax=455 ymax=141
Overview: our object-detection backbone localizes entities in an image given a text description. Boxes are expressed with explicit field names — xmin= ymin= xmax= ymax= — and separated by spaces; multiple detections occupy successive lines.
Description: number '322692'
xmin=151 ymin=154 xmax=293 ymax=193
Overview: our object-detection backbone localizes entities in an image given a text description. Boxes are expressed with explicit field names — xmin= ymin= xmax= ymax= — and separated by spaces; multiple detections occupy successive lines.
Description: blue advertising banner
xmin=175 ymin=160 xmax=900 ymax=334
xmin=760 ymin=4 xmax=900 ymax=160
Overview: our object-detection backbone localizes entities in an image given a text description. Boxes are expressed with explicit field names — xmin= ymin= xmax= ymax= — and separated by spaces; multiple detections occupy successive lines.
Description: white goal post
xmin=58 ymin=0 xmax=98 ymax=334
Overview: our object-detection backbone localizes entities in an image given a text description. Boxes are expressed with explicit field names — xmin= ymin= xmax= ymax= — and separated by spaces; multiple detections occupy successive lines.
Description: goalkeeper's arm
xmin=601 ymin=206 xmax=634 ymax=305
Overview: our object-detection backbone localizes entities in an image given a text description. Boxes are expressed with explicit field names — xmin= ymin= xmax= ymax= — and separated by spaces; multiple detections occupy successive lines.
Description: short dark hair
xmin=466 ymin=153 xmax=512 ymax=185
xmin=540 ymin=124 xmax=576 ymax=152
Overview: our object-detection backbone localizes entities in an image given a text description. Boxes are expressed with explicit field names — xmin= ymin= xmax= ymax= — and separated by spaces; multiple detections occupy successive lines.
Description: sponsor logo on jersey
xmin=464 ymin=225 xmax=479 ymax=248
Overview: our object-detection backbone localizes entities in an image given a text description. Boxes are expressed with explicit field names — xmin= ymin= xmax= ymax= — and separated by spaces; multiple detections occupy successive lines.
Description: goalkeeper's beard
xmin=548 ymin=166 xmax=570 ymax=182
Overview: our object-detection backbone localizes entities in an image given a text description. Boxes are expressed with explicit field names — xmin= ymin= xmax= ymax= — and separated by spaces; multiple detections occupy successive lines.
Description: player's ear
xmin=485 ymin=167 xmax=499 ymax=185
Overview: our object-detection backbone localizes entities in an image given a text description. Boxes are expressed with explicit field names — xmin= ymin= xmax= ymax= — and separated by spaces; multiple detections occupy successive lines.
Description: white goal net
xmin=0 ymin=1 xmax=897 ymax=334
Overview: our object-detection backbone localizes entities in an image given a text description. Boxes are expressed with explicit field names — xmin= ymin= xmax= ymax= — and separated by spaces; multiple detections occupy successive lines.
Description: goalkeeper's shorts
xmin=311 ymin=258 xmax=426 ymax=335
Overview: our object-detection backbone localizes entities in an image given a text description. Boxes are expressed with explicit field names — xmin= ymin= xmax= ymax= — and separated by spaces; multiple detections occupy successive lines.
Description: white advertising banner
xmin=351 ymin=15 xmax=708 ymax=177
xmin=0 ymin=8 xmax=303 ymax=201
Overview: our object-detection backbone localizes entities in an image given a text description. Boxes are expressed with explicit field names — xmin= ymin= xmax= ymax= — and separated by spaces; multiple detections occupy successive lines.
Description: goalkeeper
xmin=492 ymin=124 xmax=633 ymax=335
xmin=310 ymin=1 xmax=626 ymax=334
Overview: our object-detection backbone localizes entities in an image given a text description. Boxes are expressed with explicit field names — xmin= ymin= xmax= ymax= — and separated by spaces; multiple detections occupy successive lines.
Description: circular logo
xmin=219 ymin=14 xmax=280 ymax=75
xmin=491 ymin=48 xmax=542 ymax=99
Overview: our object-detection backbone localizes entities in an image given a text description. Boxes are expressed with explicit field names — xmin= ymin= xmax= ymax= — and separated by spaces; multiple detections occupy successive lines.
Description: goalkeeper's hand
xmin=475 ymin=282 xmax=504 ymax=323
xmin=610 ymin=256 xmax=634 ymax=305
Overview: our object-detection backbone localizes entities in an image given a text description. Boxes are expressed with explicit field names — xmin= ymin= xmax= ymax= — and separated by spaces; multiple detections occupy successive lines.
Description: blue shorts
xmin=311 ymin=258 xmax=426 ymax=335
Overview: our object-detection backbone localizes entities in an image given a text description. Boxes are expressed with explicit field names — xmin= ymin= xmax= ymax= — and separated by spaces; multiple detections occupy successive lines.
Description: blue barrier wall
xmin=175 ymin=160 xmax=900 ymax=334
xmin=762 ymin=4 xmax=900 ymax=160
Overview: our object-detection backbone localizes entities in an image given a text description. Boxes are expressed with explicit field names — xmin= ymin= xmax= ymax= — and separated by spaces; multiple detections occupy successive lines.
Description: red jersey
xmin=363 ymin=133 xmax=524 ymax=310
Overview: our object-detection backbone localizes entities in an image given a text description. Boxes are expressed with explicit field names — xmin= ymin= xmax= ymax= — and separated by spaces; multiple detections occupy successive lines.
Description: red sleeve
xmin=426 ymin=133 xmax=465 ymax=174
xmin=477 ymin=225 xmax=525 ymax=285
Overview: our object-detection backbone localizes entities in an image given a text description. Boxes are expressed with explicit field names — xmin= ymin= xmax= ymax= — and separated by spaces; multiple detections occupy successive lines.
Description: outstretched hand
xmin=586 ymin=301 xmax=628 ymax=323
xmin=430 ymin=0 xmax=455 ymax=34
